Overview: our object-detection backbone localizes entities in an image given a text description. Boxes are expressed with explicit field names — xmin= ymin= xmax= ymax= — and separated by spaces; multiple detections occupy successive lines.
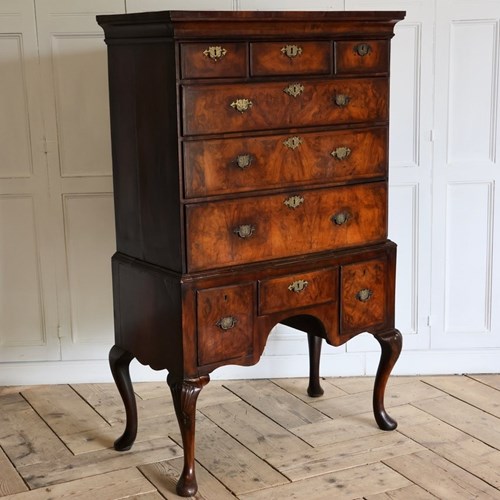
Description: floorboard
xmin=0 ymin=375 xmax=499 ymax=499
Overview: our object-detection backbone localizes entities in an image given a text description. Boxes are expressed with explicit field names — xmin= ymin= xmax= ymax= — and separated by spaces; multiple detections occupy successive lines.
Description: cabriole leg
xmin=168 ymin=374 xmax=210 ymax=497
xmin=372 ymin=328 xmax=402 ymax=430
xmin=109 ymin=344 xmax=138 ymax=451
xmin=307 ymin=333 xmax=324 ymax=397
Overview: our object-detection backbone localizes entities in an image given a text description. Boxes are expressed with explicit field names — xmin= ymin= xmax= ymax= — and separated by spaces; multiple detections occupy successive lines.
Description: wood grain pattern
xmin=197 ymin=284 xmax=255 ymax=366
xmin=2 ymin=376 xmax=500 ymax=499
xmin=341 ymin=258 xmax=388 ymax=335
xmin=186 ymin=183 xmax=387 ymax=271
xmin=259 ymin=267 xmax=337 ymax=315
xmin=181 ymin=42 xmax=247 ymax=79
xmin=183 ymin=127 xmax=388 ymax=198
xmin=0 ymin=448 xmax=27 ymax=496
xmin=239 ymin=462 xmax=411 ymax=500
xmin=250 ymin=41 xmax=331 ymax=76
xmin=182 ymin=77 xmax=389 ymax=135
xmin=335 ymin=40 xmax=389 ymax=74
xmin=384 ymin=450 xmax=500 ymax=499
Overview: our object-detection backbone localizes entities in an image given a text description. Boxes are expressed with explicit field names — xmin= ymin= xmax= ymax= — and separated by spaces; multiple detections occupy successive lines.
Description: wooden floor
xmin=1 ymin=375 xmax=500 ymax=499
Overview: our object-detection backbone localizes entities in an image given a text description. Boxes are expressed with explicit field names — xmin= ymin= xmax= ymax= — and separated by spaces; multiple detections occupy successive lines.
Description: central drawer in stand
xmin=97 ymin=10 xmax=405 ymax=497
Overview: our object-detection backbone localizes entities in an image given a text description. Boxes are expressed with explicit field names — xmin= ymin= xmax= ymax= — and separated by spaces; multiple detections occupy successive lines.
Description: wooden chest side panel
xmin=107 ymin=41 xmax=183 ymax=272
xmin=112 ymin=256 xmax=184 ymax=374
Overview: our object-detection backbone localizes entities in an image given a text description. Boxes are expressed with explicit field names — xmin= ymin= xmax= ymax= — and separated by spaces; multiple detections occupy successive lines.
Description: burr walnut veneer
xmin=97 ymin=10 xmax=405 ymax=496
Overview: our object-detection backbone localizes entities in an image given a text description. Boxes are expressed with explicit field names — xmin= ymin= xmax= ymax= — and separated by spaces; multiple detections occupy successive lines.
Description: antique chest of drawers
xmin=97 ymin=10 xmax=405 ymax=496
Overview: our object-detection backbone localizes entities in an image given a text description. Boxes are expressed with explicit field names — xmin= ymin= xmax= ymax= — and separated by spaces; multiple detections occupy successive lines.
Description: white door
xmin=34 ymin=0 xmax=125 ymax=360
xmin=0 ymin=0 xmax=60 ymax=362
xmin=431 ymin=0 xmax=500 ymax=351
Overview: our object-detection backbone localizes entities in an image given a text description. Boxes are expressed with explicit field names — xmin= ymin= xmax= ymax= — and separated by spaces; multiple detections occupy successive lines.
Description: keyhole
xmin=224 ymin=295 xmax=228 ymax=301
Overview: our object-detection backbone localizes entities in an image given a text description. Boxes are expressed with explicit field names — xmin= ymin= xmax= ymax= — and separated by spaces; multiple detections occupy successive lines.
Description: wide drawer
xmin=335 ymin=40 xmax=389 ymax=75
xmin=259 ymin=268 xmax=337 ymax=315
xmin=182 ymin=77 xmax=388 ymax=135
xmin=341 ymin=258 xmax=388 ymax=335
xmin=180 ymin=42 xmax=247 ymax=79
xmin=183 ymin=127 xmax=387 ymax=197
xmin=186 ymin=182 xmax=387 ymax=271
xmin=250 ymin=41 xmax=331 ymax=76
xmin=197 ymin=283 xmax=255 ymax=366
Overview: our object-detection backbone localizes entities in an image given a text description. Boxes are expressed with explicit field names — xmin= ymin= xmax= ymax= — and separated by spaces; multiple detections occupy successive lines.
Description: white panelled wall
xmin=0 ymin=0 xmax=499 ymax=384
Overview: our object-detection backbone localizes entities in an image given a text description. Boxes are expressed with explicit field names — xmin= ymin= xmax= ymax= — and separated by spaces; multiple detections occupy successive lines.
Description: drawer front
xmin=197 ymin=283 xmax=254 ymax=366
xmin=336 ymin=40 xmax=389 ymax=74
xmin=184 ymin=127 xmax=387 ymax=197
xmin=183 ymin=77 xmax=388 ymax=135
xmin=259 ymin=268 xmax=337 ymax=315
xmin=186 ymin=182 xmax=387 ymax=271
xmin=250 ymin=41 xmax=331 ymax=76
xmin=341 ymin=258 xmax=387 ymax=335
xmin=181 ymin=42 xmax=247 ymax=79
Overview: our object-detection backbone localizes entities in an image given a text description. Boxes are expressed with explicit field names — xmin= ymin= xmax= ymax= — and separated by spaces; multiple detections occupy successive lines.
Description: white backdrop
xmin=0 ymin=0 xmax=499 ymax=384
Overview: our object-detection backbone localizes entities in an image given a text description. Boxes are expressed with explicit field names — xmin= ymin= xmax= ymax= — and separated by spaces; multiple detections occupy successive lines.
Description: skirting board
xmin=0 ymin=349 xmax=499 ymax=385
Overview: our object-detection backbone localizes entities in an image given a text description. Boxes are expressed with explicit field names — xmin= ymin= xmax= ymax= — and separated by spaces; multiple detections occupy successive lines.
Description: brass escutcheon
xmin=334 ymin=94 xmax=351 ymax=107
xmin=203 ymin=46 xmax=227 ymax=61
xmin=283 ymin=83 xmax=305 ymax=98
xmin=281 ymin=44 xmax=303 ymax=58
xmin=331 ymin=146 xmax=352 ymax=161
xmin=288 ymin=280 xmax=309 ymax=293
xmin=354 ymin=43 xmax=372 ymax=57
xmin=216 ymin=316 xmax=237 ymax=330
xmin=284 ymin=195 xmax=304 ymax=209
xmin=235 ymin=154 xmax=253 ymax=169
xmin=356 ymin=288 xmax=373 ymax=302
xmin=332 ymin=211 xmax=350 ymax=225
xmin=231 ymin=98 xmax=253 ymax=113
xmin=283 ymin=136 xmax=303 ymax=150
xmin=233 ymin=224 xmax=255 ymax=239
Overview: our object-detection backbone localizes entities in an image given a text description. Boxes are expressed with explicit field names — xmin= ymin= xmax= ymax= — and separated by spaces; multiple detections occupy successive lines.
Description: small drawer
xmin=180 ymin=42 xmax=247 ymax=79
xmin=197 ymin=283 xmax=254 ymax=366
xmin=341 ymin=258 xmax=388 ymax=335
xmin=186 ymin=182 xmax=387 ymax=272
xmin=182 ymin=77 xmax=388 ymax=135
xmin=251 ymin=41 xmax=331 ymax=76
xmin=259 ymin=268 xmax=337 ymax=315
xmin=183 ymin=127 xmax=387 ymax=198
xmin=336 ymin=40 xmax=389 ymax=74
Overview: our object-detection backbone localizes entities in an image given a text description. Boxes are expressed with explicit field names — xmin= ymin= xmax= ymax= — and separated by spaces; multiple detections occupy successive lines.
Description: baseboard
xmin=0 ymin=349 xmax=499 ymax=385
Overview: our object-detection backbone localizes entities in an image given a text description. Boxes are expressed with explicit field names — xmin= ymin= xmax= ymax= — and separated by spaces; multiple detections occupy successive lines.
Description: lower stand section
xmin=372 ymin=328 xmax=403 ymax=430
xmin=109 ymin=328 xmax=402 ymax=496
xmin=167 ymin=374 xmax=210 ymax=497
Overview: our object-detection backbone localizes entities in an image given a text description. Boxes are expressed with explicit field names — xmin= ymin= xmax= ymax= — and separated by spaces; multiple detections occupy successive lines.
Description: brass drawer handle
xmin=284 ymin=195 xmax=304 ymax=209
xmin=231 ymin=99 xmax=253 ymax=113
xmin=203 ymin=46 xmax=227 ymax=61
xmin=281 ymin=44 xmax=302 ymax=58
xmin=332 ymin=211 xmax=350 ymax=225
xmin=235 ymin=154 xmax=253 ymax=169
xmin=331 ymin=146 xmax=351 ymax=161
xmin=354 ymin=43 xmax=372 ymax=57
xmin=216 ymin=316 xmax=237 ymax=330
xmin=356 ymin=288 xmax=373 ymax=302
xmin=288 ymin=280 xmax=309 ymax=293
xmin=283 ymin=83 xmax=304 ymax=98
xmin=233 ymin=224 xmax=255 ymax=239
xmin=283 ymin=136 xmax=303 ymax=150
xmin=334 ymin=94 xmax=351 ymax=107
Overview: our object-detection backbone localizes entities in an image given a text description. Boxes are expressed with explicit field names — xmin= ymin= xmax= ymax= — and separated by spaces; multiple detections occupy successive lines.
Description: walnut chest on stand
xmin=97 ymin=10 xmax=405 ymax=496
